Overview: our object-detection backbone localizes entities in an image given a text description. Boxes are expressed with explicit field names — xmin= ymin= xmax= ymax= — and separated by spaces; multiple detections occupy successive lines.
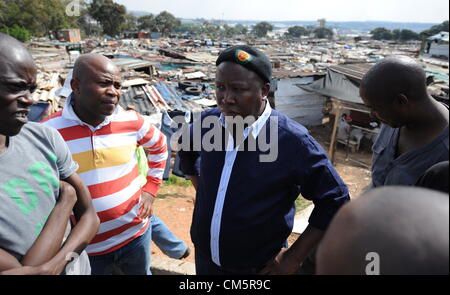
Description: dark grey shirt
xmin=371 ymin=124 xmax=449 ymax=188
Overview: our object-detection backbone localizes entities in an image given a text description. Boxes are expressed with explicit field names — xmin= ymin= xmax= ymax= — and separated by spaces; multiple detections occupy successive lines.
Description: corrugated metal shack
xmin=272 ymin=70 xmax=326 ymax=126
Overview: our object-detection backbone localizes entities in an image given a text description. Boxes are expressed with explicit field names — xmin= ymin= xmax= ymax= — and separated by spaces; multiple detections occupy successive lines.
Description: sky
xmin=114 ymin=0 xmax=449 ymax=23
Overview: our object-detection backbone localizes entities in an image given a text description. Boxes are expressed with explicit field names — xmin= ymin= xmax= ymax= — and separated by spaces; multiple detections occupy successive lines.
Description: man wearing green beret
xmin=178 ymin=45 xmax=350 ymax=275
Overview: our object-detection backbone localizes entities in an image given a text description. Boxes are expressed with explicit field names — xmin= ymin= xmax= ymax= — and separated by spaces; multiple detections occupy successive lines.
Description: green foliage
xmin=286 ymin=25 xmax=308 ymax=38
xmin=138 ymin=14 xmax=157 ymax=31
xmin=234 ymin=24 xmax=248 ymax=35
xmin=371 ymin=27 xmax=393 ymax=40
xmin=175 ymin=23 xmax=202 ymax=35
xmin=0 ymin=0 xmax=81 ymax=37
xmin=314 ymin=27 xmax=333 ymax=39
xmin=0 ymin=24 xmax=31 ymax=41
xmin=371 ymin=27 xmax=420 ymax=41
xmin=122 ymin=13 xmax=138 ymax=32
xmin=252 ymin=21 xmax=274 ymax=37
xmin=399 ymin=29 xmax=419 ymax=41
xmin=202 ymin=21 xmax=221 ymax=38
xmin=420 ymin=20 xmax=449 ymax=39
xmin=295 ymin=195 xmax=312 ymax=214
xmin=154 ymin=11 xmax=181 ymax=36
xmin=163 ymin=175 xmax=192 ymax=187
xmin=89 ymin=0 xmax=127 ymax=37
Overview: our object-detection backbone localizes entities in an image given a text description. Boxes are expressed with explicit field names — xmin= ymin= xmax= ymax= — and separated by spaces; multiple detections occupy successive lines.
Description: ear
xmin=70 ymin=78 xmax=80 ymax=95
xmin=395 ymin=94 xmax=409 ymax=106
xmin=261 ymin=82 xmax=271 ymax=98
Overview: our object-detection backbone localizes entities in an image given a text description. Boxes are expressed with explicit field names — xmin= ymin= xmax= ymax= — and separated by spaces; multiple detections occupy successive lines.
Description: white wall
xmin=275 ymin=77 xmax=326 ymax=126
xmin=429 ymin=43 xmax=449 ymax=59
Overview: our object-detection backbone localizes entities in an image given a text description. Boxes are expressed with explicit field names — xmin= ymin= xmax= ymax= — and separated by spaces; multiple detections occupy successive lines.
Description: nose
xmin=106 ymin=84 xmax=120 ymax=97
xmin=221 ymin=89 xmax=236 ymax=105
xmin=17 ymin=91 xmax=34 ymax=107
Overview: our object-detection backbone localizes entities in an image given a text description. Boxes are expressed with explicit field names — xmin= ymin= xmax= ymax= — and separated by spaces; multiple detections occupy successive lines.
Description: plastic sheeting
xmin=299 ymin=68 xmax=365 ymax=105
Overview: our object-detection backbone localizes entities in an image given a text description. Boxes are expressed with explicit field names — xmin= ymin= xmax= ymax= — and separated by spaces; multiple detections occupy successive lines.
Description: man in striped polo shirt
xmin=43 ymin=54 xmax=167 ymax=275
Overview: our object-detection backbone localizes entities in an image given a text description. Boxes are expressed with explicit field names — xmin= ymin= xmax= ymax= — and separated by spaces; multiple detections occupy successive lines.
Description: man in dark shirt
xmin=360 ymin=56 xmax=449 ymax=188
xmin=178 ymin=45 xmax=349 ymax=275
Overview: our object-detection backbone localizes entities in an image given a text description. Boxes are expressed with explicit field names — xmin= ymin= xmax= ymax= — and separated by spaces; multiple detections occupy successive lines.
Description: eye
xmin=30 ymin=84 xmax=38 ymax=93
xmin=114 ymin=82 xmax=122 ymax=90
xmin=7 ymin=83 xmax=26 ymax=93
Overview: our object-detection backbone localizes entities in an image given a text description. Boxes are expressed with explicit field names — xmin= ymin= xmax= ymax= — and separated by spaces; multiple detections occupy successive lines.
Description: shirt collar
xmin=62 ymin=94 xmax=121 ymax=130
xmin=219 ymin=99 xmax=272 ymax=140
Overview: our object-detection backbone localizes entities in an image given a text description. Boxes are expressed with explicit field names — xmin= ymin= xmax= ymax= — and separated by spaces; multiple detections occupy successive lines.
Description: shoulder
xmin=270 ymin=110 xmax=310 ymax=140
xmin=200 ymin=108 xmax=221 ymax=120
xmin=41 ymin=109 xmax=77 ymax=130
xmin=20 ymin=122 xmax=60 ymax=145
xmin=23 ymin=122 xmax=58 ymax=136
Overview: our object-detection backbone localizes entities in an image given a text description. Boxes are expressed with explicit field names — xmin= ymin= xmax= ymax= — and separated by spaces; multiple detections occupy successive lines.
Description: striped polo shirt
xmin=42 ymin=98 xmax=167 ymax=256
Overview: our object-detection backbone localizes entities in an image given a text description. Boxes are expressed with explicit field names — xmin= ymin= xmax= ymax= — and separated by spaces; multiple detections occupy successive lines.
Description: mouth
xmin=101 ymin=100 xmax=117 ymax=106
xmin=14 ymin=109 xmax=30 ymax=123
xmin=221 ymin=109 xmax=240 ymax=117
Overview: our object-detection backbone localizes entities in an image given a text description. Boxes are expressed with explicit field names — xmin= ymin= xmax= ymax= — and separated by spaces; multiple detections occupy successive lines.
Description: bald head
xmin=361 ymin=56 xmax=428 ymax=104
xmin=0 ymin=33 xmax=37 ymax=136
xmin=317 ymin=186 xmax=449 ymax=275
xmin=73 ymin=53 xmax=120 ymax=82
xmin=0 ymin=33 xmax=35 ymax=72
xmin=69 ymin=53 xmax=122 ymax=126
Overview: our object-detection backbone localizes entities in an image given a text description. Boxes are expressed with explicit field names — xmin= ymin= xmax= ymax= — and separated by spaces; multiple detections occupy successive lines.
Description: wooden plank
xmin=328 ymin=101 xmax=341 ymax=163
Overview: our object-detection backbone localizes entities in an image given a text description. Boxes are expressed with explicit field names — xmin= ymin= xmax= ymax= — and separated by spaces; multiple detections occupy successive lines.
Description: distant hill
xmin=129 ymin=11 xmax=439 ymax=33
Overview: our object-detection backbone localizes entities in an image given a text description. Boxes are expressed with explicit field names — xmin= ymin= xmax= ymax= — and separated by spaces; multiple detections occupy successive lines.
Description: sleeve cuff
xmin=142 ymin=181 xmax=161 ymax=196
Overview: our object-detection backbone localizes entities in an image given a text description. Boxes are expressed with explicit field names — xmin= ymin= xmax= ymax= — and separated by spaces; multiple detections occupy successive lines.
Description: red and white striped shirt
xmin=42 ymin=99 xmax=167 ymax=256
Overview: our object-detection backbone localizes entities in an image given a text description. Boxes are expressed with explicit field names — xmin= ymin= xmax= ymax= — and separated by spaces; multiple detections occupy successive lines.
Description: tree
xmin=138 ymin=14 xmax=157 ymax=32
xmin=222 ymin=24 xmax=238 ymax=38
xmin=420 ymin=20 xmax=449 ymax=39
xmin=252 ymin=21 xmax=273 ymax=37
xmin=202 ymin=21 xmax=221 ymax=38
xmin=314 ymin=27 xmax=333 ymax=39
xmin=89 ymin=0 xmax=127 ymax=37
xmin=392 ymin=29 xmax=401 ymax=40
xmin=235 ymin=24 xmax=248 ymax=35
xmin=154 ymin=11 xmax=181 ymax=36
xmin=370 ymin=27 xmax=393 ymax=40
xmin=0 ymin=24 xmax=31 ymax=41
xmin=286 ymin=25 xmax=308 ymax=38
xmin=0 ymin=0 xmax=81 ymax=37
xmin=121 ymin=14 xmax=137 ymax=32
xmin=399 ymin=29 xmax=419 ymax=41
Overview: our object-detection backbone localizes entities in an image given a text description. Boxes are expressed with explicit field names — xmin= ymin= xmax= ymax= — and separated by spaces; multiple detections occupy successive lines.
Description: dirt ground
xmin=151 ymin=124 xmax=373 ymax=264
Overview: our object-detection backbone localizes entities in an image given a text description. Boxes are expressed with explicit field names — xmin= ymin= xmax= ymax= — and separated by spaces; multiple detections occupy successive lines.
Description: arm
xmin=0 ymin=249 xmax=22 ymax=272
xmin=0 ymin=181 xmax=77 ymax=273
xmin=259 ymin=225 xmax=324 ymax=274
xmin=261 ymin=134 xmax=350 ymax=275
xmin=41 ymin=173 xmax=99 ymax=274
xmin=138 ymin=123 xmax=168 ymax=219
xmin=2 ymin=174 xmax=99 ymax=275
xmin=20 ymin=181 xmax=77 ymax=266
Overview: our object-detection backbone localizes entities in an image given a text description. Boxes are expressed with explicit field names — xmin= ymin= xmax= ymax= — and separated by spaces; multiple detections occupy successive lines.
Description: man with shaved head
xmin=360 ymin=56 xmax=449 ymax=188
xmin=43 ymin=54 xmax=168 ymax=275
xmin=0 ymin=33 xmax=100 ymax=274
xmin=316 ymin=186 xmax=449 ymax=275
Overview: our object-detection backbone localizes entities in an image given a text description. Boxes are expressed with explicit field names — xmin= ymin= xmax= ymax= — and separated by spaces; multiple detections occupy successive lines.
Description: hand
xmin=259 ymin=248 xmax=301 ymax=275
xmin=138 ymin=191 xmax=155 ymax=219
xmin=59 ymin=181 xmax=77 ymax=207
xmin=0 ymin=261 xmax=60 ymax=275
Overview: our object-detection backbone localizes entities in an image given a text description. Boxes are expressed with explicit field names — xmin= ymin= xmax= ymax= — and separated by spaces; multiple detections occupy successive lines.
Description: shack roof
xmin=328 ymin=63 xmax=374 ymax=82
